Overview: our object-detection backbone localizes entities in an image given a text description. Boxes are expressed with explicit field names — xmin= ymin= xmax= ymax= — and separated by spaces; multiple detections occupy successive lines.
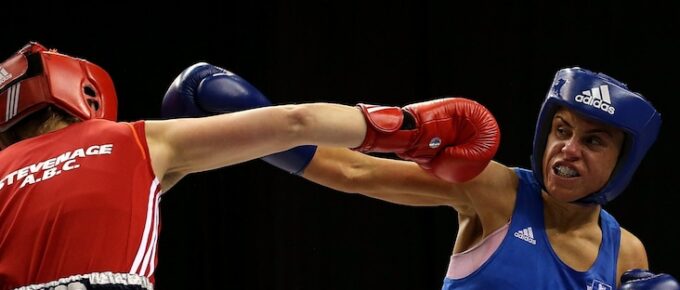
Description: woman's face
xmin=542 ymin=107 xmax=625 ymax=202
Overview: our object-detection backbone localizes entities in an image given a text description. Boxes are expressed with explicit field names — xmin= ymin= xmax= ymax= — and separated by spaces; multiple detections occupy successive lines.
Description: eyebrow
xmin=554 ymin=115 xmax=615 ymax=138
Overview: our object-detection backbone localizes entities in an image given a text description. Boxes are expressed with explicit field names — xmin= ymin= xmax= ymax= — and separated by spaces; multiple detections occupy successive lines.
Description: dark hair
xmin=0 ymin=106 xmax=79 ymax=147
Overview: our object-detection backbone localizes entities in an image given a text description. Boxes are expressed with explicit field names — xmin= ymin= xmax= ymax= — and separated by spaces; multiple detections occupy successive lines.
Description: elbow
xmin=332 ymin=162 xmax=376 ymax=194
xmin=281 ymin=104 xmax=317 ymax=142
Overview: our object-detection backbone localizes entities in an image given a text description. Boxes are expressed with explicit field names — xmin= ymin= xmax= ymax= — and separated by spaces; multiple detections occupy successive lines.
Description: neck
xmin=38 ymin=119 xmax=70 ymax=134
xmin=0 ymin=107 xmax=78 ymax=148
xmin=20 ymin=118 xmax=71 ymax=139
xmin=542 ymin=191 xmax=601 ymax=232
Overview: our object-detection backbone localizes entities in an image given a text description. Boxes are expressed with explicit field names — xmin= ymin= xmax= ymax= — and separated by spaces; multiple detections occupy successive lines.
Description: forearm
xmin=286 ymin=103 xmax=366 ymax=149
xmin=147 ymin=103 xmax=366 ymax=180
xmin=302 ymin=147 xmax=459 ymax=206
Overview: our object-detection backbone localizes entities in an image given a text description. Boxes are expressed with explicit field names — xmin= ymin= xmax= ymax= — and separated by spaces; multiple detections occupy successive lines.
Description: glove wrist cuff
xmin=352 ymin=104 xmax=416 ymax=153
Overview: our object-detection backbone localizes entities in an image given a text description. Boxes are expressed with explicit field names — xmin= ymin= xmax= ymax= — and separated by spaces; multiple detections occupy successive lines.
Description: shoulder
xmin=617 ymin=227 xmax=649 ymax=279
xmin=471 ymin=161 xmax=518 ymax=190
xmin=619 ymin=228 xmax=646 ymax=260
xmin=461 ymin=161 xmax=517 ymax=219
xmin=469 ymin=161 xmax=518 ymax=202
xmin=47 ymin=119 xmax=133 ymax=138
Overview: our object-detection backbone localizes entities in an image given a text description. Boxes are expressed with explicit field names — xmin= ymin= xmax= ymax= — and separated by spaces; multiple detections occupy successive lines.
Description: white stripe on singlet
xmin=148 ymin=191 xmax=162 ymax=275
xmin=130 ymin=179 xmax=161 ymax=275
xmin=140 ymin=191 xmax=161 ymax=276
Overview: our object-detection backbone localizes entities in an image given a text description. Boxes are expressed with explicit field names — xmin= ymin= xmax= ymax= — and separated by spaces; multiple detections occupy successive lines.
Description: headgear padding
xmin=531 ymin=67 xmax=661 ymax=204
xmin=0 ymin=41 xmax=117 ymax=132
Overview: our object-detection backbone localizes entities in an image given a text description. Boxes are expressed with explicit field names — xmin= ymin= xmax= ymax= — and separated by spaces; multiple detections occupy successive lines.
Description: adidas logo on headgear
xmin=574 ymin=85 xmax=616 ymax=115
xmin=0 ymin=67 xmax=12 ymax=86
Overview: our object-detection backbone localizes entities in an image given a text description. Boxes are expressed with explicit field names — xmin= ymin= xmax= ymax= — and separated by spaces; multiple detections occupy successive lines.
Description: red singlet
xmin=0 ymin=119 xmax=161 ymax=289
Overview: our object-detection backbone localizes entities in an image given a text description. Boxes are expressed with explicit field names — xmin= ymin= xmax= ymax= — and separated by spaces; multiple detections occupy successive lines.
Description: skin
xmin=143 ymin=103 xmax=368 ymax=191
xmin=542 ymin=109 xmax=624 ymax=203
xmin=301 ymin=106 xmax=647 ymax=287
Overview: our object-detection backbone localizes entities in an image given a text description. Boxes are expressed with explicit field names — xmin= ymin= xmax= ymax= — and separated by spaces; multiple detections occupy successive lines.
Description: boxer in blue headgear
xmin=163 ymin=62 xmax=677 ymax=289
xmin=532 ymin=67 xmax=661 ymax=204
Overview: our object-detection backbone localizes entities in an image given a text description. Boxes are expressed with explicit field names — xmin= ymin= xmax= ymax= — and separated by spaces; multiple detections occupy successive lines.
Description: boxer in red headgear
xmin=0 ymin=43 xmax=479 ymax=290
xmin=0 ymin=42 xmax=116 ymax=134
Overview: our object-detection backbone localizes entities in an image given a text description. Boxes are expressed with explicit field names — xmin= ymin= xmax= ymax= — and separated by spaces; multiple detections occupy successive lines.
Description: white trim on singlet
xmin=148 ymin=191 xmax=161 ymax=275
xmin=446 ymin=222 xmax=510 ymax=279
xmin=130 ymin=178 xmax=161 ymax=276
xmin=140 ymin=190 xmax=161 ymax=276
xmin=13 ymin=272 xmax=153 ymax=290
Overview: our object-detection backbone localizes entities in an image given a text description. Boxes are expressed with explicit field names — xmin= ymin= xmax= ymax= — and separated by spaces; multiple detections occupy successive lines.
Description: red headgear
xmin=0 ymin=41 xmax=117 ymax=132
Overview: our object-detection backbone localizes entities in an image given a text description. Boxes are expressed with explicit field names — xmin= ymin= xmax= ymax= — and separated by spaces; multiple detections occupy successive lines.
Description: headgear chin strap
xmin=531 ymin=67 xmax=661 ymax=204
xmin=0 ymin=41 xmax=117 ymax=133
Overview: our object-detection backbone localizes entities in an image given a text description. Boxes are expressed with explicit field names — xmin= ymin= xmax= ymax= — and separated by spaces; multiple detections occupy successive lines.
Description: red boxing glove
xmin=353 ymin=97 xmax=500 ymax=183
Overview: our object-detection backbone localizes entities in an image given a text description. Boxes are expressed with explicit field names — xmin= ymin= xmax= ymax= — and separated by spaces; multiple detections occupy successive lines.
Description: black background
xmin=5 ymin=1 xmax=679 ymax=289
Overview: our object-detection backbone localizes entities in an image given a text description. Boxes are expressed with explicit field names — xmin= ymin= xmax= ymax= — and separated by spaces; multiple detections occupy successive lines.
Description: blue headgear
xmin=531 ymin=67 xmax=661 ymax=204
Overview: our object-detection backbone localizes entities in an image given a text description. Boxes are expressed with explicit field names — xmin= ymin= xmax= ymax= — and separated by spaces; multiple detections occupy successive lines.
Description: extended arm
xmin=157 ymin=63 xmax=504 ymax=210
xmin=146 ymin=103 xmax=366 ymax=190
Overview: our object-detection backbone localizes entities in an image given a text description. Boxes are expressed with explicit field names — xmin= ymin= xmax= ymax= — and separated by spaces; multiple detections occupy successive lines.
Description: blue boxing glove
xmin=619 ymin=269 xmax=680 ymax=290
xmin=161 ymin=62 xmax=317 ymax=175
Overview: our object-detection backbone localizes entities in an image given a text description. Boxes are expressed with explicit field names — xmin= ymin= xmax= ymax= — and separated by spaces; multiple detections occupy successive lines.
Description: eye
xmin=555 ymin=126 xmax=568 ymax=138
xmin=585 ymin=136 xmax=603 ymax=146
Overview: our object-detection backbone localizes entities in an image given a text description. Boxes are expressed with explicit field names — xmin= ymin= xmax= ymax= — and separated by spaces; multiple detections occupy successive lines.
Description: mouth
xmin=552 ymin=164 xmax=580 ymax=178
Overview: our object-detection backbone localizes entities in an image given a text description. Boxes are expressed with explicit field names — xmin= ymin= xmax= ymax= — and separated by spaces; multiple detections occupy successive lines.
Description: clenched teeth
xmin=553 ymin=165 xmax=579 ymax=177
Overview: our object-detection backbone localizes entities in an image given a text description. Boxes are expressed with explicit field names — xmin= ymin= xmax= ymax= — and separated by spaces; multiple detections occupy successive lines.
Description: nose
xmin=561 ymin=137 xmax=581 ymax=160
